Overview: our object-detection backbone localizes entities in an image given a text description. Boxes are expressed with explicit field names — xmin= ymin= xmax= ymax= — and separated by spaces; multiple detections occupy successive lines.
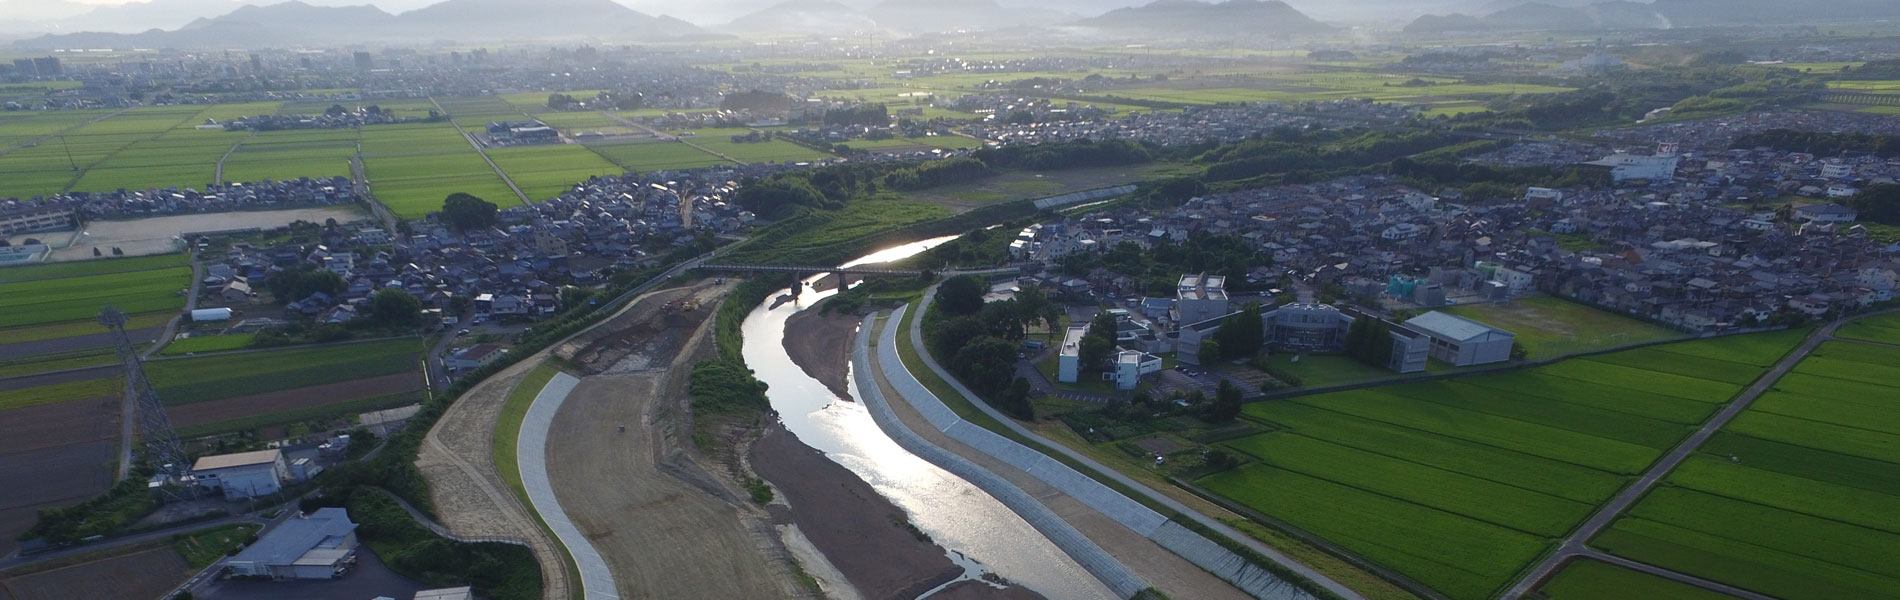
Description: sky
xmin=0 ymin=0 xmax=1475 ymax=29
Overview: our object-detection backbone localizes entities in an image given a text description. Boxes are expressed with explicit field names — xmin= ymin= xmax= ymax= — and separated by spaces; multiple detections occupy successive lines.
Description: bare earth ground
xmin=9 ymin=206 xmax=366 ymax=262
xmin=858 ymin=319 xmax=1253 ymax=600
xmin=0 ymin=396 xmax=118 ymax=557
xmin=0 ymin=366 xmax=115 ymax=392
xmin=544 ymin=283 xmax=809 ymax=599
xmin=0 ymin=546 xmax=187 ymax=600
xmin=416 ymin=358 xmax=571 ymax=600
xmin=0 ymin=326 xmax=159 ymax=360
xmin=166 ymin=371 xmax=424 ymax=427
xmin=752 ymin=424 xmax=970 ymax=600
xmin=783 ymin=309 xmax=856 ymax=398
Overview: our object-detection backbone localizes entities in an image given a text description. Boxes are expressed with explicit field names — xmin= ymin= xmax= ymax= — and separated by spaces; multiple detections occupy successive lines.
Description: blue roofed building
xmin=228 ymin=507 xmax=359 ymax=580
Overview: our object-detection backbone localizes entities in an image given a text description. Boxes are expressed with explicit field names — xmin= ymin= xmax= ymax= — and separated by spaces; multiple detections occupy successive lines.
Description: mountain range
xmin=1409 ymin=0 xmax=1900 ymax=32
xmin=12 ymin=0 xmax=703 ymax=47
xmin=1073 ymin=0 xmax=1333 ymax=39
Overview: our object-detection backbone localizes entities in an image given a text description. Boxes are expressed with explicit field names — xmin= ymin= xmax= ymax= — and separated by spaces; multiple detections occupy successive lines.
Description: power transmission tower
xmin=99 ymin=306 xmax=195 ymax=503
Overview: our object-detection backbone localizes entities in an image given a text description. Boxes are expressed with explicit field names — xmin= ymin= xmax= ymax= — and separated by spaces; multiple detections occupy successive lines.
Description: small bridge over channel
xmin=698 ymin=263 xmax=925 ymax=295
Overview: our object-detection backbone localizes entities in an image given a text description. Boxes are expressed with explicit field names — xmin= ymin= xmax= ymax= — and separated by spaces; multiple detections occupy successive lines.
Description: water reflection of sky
xmin=740 ymin=237 xmax=1113 ymax=600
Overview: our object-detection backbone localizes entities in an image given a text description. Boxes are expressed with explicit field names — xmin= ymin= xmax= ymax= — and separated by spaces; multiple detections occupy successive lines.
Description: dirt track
xmin=417 ymin=357 xmax=571 ymax=600
xmin=543 ymin=283 xmax=808 ymax=599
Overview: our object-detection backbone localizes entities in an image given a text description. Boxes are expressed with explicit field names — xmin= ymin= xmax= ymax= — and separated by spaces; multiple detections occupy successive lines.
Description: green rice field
xmin=359 ymin=121 xmax=517 ymax=218
xmin=1199 ymin=331 xmax=1803 ymax=600
xmin=586 ymin=140 xmax=733 ymax=172
xmin=0 ymin=252 xmax=188 ymax=284
xmin=1440 ymin=296 xmax=1684 ymax=358
xmin=1533 ymin=558 xmax=1735 ymax=600
xmin=485 ymin=145 xmax=624 ymax=201
xmin=1592 ymin=333 xmax=1900 ymax=600
xmin=158 ymin=333 xmax=256 ymax=356
xmin=1835 ymin=312 xmax=1900 ymax=345
xmin=146 ymin=338 xmax=421 ymax=405
xmin=0 ymin=266 xmax=189 ymax=330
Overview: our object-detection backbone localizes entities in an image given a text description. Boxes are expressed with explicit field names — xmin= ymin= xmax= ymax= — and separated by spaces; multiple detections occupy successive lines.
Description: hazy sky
xmin=3 ymin=0 xmax=1468 ymax=27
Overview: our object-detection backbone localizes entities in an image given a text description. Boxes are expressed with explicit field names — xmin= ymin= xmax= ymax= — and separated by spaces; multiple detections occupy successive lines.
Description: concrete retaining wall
xmin=877 ymin=306 xmax=1319 ymax=600
xmin=518 ymin=372 xmax=621 ymax=600
xmin=854 ymin=309 xmax=1149 ymax=599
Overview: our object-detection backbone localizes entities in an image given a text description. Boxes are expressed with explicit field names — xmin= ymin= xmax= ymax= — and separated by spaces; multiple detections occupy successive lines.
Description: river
xmin=740 ymin=237 xmax=1115 ymax=600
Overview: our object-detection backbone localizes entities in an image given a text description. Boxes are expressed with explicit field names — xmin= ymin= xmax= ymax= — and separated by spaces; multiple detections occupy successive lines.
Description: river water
xmin=740 ymin=237 xmax=1114 ymax=600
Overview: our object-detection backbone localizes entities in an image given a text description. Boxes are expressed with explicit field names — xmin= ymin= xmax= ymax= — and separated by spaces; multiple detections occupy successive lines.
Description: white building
xmin=1582 ymin=153 xmax=1678 ymax=182
xmin=0 ymin=206 xmax=73 ymax=235
xmin=1402 ymin=312 xmax=1515 ymax=367
xmin=445 ymin=343 xmax=506 ymax=370
xmin=227 ymin=507 xmax=358 ymax=579
xmin=1821 ymin=160 xmax=1854 ymax=180
xmin=1825 ymin=185 xmax=1861 ymax=199
xmin=1492 ymin=267 xmax=1535 ymax=296
xmin=1057 ymin=326 xmax=1087 ymax=383
xmin=193 ymin=449 xmax=290 ymax=500
xmin=1174 ymin=274 xmax=1230 ymax=325
xmin=1114 ymin=350 xmax=1163 ymax=390
xmin=1795 ymin=203 xmax=1858 ymax=223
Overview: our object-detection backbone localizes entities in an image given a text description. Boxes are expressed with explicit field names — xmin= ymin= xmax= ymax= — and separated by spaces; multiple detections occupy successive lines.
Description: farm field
xmin=0 ymin=252 xmax=188 ymax=284
xmin=0 ymin=266 xmax=189 ymax=330
xmin=0 ymin=309 xmax=171 ymax=348
xmin=1198 ymin=331 xmax=1802 ymax=600
xmin=437 ymin=95 xmax=525 ymax=129
xmin=157 ymin=333 xmax=256 ymax=356
xmin=690 ymin=137 xmax=833 ymax=164
xmin=1532 ymin=558 xmax=1734 ymax=600
xmin=145 ymin=338 xmax=422 ymax=406
xmin=1592 ymin=333 xmax=1900 ymax=600
xmin=1440 ymin=296 xmax=1683 ymax=358
xmin=0 ymin=393 xmax=120 ymax=557
xmin=359 ymin=120 xmax=517 ymax=218
xmin=585 ymin=140 xmax=732 ymax=172
xmin=219 ymin=128 xmax=360 ymax=182
xmin=1835 ymin=312 xmax=1900 ymax=345
xmin=485 ymin=145 xmax=624 ymax=201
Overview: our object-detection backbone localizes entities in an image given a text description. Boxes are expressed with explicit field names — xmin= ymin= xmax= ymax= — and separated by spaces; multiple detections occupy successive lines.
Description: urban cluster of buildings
xmin=963 ymin=99 xmax=1409 ymax=146
xmin=217 ymin=109 xmax=425 ymax=131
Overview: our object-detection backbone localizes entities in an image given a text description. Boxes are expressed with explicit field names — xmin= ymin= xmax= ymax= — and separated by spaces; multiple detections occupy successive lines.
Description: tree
xmin=979 ymin=299 xmax=1025 ymax=341
xmin=1214 ymin=302 xmax=1264 ymax=359
xmin=368 ymin=288 xmax=422 ymax=328
xmin=441 ymin=193 xmax=499 ymax=231
xmin=929 ymin=316 xmax=988 ymax=359
xmin=1851 ymin=183 xmax=1900 ymax=226
xmin=1198 ymin=339 xmax=1222 ymax=366
xmin=935 ymin=275 xmax=986 ymax=316
xmin=1079 ymin=335 xmax=1113 ymax=375
xmin=999 ymin=376 xmax=1035 ymax=420
xmin=1206 ymin=380 xmax=1243 ymax=423
xmin=269 ymin=267 xmax=345 ymax=304
xmin=951 ymin=336 xmax=1018 ymax=397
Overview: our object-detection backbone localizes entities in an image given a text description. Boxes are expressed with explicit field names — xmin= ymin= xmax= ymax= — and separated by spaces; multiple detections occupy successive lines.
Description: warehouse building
xmin=1402 ymin=312 xmax=1515 ymax=367
xmin=227 ymin=507 xmax=359 ymax=580
xmin=193 ymin=448 xmax=290 ymax=500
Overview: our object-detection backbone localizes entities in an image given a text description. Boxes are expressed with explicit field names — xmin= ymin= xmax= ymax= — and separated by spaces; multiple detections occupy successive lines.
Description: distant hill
xmin=1414 ymin=0 xmax=1900 ymax=32
xmin=14 ymin=0 xmax=703 ymax=48
xmin=865 ymin=0 xmax=1030 ymax=32
xmin=722 ymin=0 xmax=876 ymax=35
xmin=1074 ymin=0 xmax=1333 ymax=39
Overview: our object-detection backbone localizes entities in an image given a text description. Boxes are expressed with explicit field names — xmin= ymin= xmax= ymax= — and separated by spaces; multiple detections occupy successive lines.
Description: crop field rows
xmin=484 ymin=145 xmax=624 ymax=201
xmin=585 ymin=139 xmax=733 ymax=172
xmin=1198 ymin=333 xmax=1803 ymax=600
xmin=359 ymin=120 xmax=517 ymax=218
xmin=0 ymin=102 xmax=303 ymax=199
xmin=1590 ymin=338 xmax=1900 ymax=600
xmin=0 ymin=266 xmax=189 ymax=331
xmin=1835 ymin=312 xmax=1900 ymax=345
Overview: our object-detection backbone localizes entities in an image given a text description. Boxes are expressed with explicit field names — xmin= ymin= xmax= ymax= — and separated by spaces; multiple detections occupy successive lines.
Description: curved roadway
xmin=516 ymin=371 xmax=619 ymax=600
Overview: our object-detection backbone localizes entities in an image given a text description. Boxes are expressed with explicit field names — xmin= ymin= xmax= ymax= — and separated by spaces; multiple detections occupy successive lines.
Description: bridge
xmin=698 ymin=263 xmax=926 ymax=296
xmin=698 ymin=263 xmax=925 ymax=276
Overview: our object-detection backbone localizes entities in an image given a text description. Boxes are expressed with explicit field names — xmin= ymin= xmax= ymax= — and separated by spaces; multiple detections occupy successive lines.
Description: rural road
xmin=904 ymin=287 xmax=1365 ymax=600
xmin=1501 ymin=311 xmax=1893 ymax=599
xmin=430 ymin=97 xmax=531 ymax=206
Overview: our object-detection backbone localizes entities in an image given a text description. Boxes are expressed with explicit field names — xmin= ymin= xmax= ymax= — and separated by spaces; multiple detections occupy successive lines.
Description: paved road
xmin=1501 ymin=312 xmax=1890 ymax=599
xmin=906 ymin=287 xmax=1364 ymax=600
xmin=431 ymin=97 xmax=531 ymax=206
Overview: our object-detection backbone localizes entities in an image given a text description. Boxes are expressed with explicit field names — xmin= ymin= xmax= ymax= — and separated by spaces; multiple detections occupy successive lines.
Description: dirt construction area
xmin=0 ymin=396 xmax=119 ymax=557
xmin=543 ymin=283 xmax=811 ymax=598
xmin=417 ymin=359 xmax=572 ymax=600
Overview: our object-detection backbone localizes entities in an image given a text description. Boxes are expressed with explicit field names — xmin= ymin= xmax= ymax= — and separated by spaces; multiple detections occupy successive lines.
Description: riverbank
xmin=783 ymin=307 xmax=859 ymax=398
xmin=752 ymin=425 xmax=966 ymax=600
